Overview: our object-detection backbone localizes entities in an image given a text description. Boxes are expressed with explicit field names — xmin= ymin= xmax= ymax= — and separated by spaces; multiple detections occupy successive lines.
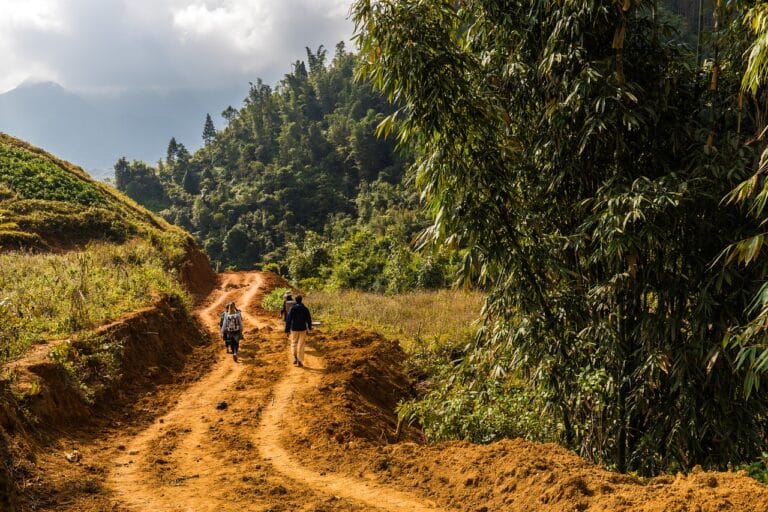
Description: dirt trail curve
xmin=106 ymin=271 xmax=442 ymax=512
xmin=256 ymin=349 xmax=440 ymax=512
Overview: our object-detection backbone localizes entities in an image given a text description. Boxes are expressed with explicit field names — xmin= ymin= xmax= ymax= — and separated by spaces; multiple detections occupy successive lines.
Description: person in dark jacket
xmin=285 ymin=295 xmax=312 ymax=367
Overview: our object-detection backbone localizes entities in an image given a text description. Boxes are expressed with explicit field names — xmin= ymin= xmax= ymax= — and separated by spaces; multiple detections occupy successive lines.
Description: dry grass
xmin=0 ymin=240 xmax=189 ymax=364
xmin=308 ymin=288 xmax=484 ymax=349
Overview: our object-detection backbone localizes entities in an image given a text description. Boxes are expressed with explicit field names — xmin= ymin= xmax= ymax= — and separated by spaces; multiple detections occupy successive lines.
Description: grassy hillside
xmin=0 ymin=133 xmax=209 ymax=363
xmin=0 ymin=132 xmax=187 ymax=253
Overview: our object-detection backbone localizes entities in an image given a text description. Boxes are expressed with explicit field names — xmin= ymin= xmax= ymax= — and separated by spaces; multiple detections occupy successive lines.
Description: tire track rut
xmin=106 ymin=271 xmax=441 ymax=511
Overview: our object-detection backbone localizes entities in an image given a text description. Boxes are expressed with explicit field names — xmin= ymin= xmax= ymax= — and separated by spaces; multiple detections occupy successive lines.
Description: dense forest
xmin=115 ymin=43 xmax=454 ymax=292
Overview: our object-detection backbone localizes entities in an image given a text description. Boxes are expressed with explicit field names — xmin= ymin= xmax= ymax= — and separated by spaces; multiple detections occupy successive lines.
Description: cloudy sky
xmin=0 ymin=0 xmax=355 ymax=94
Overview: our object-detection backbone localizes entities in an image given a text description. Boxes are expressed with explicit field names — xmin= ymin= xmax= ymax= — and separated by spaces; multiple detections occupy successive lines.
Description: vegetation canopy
xmin=352 ymin=0 xmax=768 ymax=475
xmin=114 ymin=45 xmax=457 ymax=292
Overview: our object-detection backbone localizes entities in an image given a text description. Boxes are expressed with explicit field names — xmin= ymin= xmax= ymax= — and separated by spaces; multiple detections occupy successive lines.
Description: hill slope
xmin=0 ymin=134 xmax=217 ymax=510
xmin=0 ymin=131 xmax=182 ymax=251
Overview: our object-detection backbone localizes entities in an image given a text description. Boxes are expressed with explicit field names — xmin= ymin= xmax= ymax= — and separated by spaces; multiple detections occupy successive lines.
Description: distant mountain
xmin=0 ymin=81 xmax=244 ymax=179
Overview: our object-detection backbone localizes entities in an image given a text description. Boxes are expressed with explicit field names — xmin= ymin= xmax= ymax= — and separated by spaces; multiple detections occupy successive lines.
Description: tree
xmin=113 ymin=158 xmax=168 ymax=210
xmin=352 ymin=0 xmax=767 ymax=474
xmin=113 ymin=157 xmax=130 ymax=190
xmin=112 ymin=41 xmax=414 ymax=287
xmin=202 ymin=113 xmax=216 ymax=145
xmin=221 ymin=106 xmax=238 ymax=125
xmin=722 ymin=2 xmax=768 ymax=394
xmin=181 ymin=169 xmax=198 ymax=195
xmin=166 ymin=137 xmax=179 ymax=165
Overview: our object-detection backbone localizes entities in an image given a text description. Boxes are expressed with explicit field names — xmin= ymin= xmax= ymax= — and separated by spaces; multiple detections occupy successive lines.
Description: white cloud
xmin=0 ymin=0 xmax=66 ymax=31
xmin=0 ymin=0 xmax=67 ymax=91
xmin=0 ymin=0 xmax=354 ymax=93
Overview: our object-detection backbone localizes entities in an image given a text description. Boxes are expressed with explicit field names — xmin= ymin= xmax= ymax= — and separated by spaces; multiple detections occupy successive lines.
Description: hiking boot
xmin=293 ymin=357 xmax=298 ymax=366
xmin=233 ymin=353 xmax=238 ymax=362
xmin=297 ymin=360 xmax=303 ymax=368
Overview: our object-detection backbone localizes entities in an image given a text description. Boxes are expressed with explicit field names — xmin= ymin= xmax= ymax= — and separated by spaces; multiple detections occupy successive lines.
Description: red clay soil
xmin=178 ymin=241 xmax=217 ymax=299
xmin=292 ymin=328 xmax=768 ymax=512
xmin=5 ymin=271 xmax=768 ymax=512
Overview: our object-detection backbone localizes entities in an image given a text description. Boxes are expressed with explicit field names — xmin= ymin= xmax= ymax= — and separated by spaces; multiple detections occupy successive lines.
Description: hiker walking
xmin=279 ymin=291 xmax=295 ymax=335
xmin=220 ymin=302 xmax=243 ymax=362
xmin=219 ymin=304 xmax=229 ymax=350
xmin=285 ymin=295 xmax=312 ymax=367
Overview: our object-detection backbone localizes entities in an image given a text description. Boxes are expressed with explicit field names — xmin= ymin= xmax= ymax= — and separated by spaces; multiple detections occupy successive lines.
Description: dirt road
xmin=22 ymin=271 xmax=768 ymax=512
xmin=103 ymin=271 xmax=441 ymax=512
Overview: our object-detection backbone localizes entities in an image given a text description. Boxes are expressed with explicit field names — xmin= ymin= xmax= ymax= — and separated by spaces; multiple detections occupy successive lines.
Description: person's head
xmin=284 ymin=291 xmax=292 ymax=299
xmin=227 ymin=302 xmax=237 ymax=314
xmin=295 ymin=295 xmax=303 ymax=304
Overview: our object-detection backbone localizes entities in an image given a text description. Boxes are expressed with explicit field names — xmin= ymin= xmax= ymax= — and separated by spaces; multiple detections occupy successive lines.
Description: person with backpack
xmin=279 ymin=291 xmax=295 ymax=335
xmin=285 ymin=295 xmax=312 ymax=367
xmin=219 ymin=304 xmax=230 ymax=352
xmin=220 ymin=302 xmax=243 ymax=362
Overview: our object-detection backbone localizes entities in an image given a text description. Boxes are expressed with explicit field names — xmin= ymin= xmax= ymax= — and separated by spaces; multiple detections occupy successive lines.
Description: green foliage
xmin=49 ymin=331 xmax=125 ymax=405
xmin=398 ymin=337 xmax=561 ymax=444
xmin=114 ymin=157 xmax=170 ymax=211
xmin=0 ymin=140 xmax=106 ymax=206
xmin=202 ymin=113 xmax=216 ymax=146
xmin=353 ymin=0 xmax=767 ymax=475
xmin=262 ymin=287 xmax=292 ymax=312
xmin=721 ymin=2 xmax=768 ymax=396
xmin=0 ymin=240 xmax=190 ymax=365
xmin=742 ymin=4 xmax=768 ymax=95
xmin=0 ymin=133 xmax=187 ymax=253
xmin=114 ymin=45 xmax=436 ymax=289
xmin=285 ymin=180 xmax=456 ymax=292
xmin=738 ymin=453 xmax=768 ymax=485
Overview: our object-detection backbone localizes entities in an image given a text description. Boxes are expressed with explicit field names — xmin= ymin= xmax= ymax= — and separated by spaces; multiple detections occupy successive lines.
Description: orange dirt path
xmin=255 ymin=346 xmax=441 ymax=512
xmin=104 ymin=271 xmax=439 ymax=512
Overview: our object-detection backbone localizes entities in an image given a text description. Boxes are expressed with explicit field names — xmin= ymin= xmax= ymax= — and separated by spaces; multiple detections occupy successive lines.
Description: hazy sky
xmin=0 ymin=0 xmax=355 ymax=93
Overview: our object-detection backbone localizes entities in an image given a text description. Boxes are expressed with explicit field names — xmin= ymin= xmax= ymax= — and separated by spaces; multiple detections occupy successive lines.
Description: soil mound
xmin=308 ymin=328 xmax=419 ymax=445
xmin=292 ymin=328 xmax=768 ymax=512
xmin=0 ymin=386 xmax=21 ymax=512
xmin=179 ymin=241 xmax=217 ymax=299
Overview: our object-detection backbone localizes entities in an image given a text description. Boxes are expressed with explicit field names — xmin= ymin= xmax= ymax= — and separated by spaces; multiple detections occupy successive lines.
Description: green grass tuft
xmin=262 ymin=287 xmax=293 ymax=312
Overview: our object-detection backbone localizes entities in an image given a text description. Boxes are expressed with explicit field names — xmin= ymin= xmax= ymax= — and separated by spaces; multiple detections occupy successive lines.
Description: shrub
xmin=398 ymin=336 xmax=561 ymax=444
xmin=262 ymin=287 xmax=292 ymax=312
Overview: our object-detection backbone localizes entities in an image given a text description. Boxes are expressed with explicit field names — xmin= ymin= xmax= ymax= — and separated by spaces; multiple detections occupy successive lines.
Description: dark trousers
xmin=224 ymin=332 xmax=241 ymax=354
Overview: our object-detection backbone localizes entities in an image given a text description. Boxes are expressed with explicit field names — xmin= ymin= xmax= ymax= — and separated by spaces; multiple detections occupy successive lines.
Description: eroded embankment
xmin=290 ymin=328 xmax=768 ymax=512
xmin=1 ymin=293 xmax=215 ymax=510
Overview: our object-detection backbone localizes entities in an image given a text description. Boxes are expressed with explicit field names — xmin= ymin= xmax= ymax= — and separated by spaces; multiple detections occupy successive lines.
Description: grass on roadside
xmin=262 ymin=287 xmax=293 ymax=312
xmin=0 ymin=239 xmax=190 ymax=365
xmin=307 ymin=288 xmax=483 ymax=350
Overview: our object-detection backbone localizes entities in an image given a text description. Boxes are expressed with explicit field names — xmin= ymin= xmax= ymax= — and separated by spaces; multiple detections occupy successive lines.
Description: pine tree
xmin=166 ymin=137 xmax=178 ymax=165
xmin=202 ymin=113 xmax=216 ymax=145
xmin=113 ymin=157 xmax=130 ymax=190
